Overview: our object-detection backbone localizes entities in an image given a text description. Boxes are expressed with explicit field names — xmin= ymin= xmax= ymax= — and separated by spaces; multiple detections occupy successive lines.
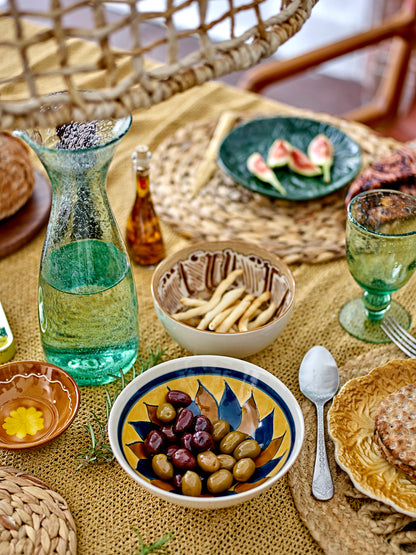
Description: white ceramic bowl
xmin=108 ymin=355 xmax=304 ymax=509
xmin=151 ymin=241 xmax=295 ymax=357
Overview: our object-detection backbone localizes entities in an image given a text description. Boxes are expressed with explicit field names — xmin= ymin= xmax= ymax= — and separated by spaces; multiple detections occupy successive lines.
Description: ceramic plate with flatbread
xmin=328 ymin=358 xmax=416 ymax=517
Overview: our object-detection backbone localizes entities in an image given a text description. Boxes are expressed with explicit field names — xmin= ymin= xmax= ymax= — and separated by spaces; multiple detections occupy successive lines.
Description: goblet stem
xmin=362 ymin=291 xmax=391 ymax=321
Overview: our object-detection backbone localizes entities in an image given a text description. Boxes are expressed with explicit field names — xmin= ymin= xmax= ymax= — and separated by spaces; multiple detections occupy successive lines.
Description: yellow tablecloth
xmin=1 ymin=17 xmax=415 ymax=555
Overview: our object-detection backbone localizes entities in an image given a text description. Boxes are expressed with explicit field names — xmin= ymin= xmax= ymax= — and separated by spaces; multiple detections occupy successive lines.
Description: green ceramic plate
xmin=218 ymin=116 xmax=362 ymax=201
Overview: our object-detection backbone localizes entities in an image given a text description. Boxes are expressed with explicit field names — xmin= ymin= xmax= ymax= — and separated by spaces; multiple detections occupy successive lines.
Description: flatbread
xmin=374 ymin=382 xmax=416 ymax=480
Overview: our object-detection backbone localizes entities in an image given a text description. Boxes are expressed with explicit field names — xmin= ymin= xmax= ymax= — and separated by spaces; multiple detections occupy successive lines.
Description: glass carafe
xmin=14 ymin=112 xmax=139 ymax=386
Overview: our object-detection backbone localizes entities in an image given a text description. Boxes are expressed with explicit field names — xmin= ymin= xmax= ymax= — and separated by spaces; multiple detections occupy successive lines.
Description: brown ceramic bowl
xmin=0 ymin=360 xmax=80 ymax=450
xmin=151 ymin=240 xmax=295 ymax=357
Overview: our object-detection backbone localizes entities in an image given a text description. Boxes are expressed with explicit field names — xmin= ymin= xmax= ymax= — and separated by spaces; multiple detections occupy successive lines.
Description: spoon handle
xmin=312 ymin=401 xmax=334 ymax=501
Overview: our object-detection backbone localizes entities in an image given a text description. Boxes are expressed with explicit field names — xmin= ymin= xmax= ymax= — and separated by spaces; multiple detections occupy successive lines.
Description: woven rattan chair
xmin=0 ymin=0 xmax=319 ymax=129
xmin=238 ymin=0 xmax=416 ymax=131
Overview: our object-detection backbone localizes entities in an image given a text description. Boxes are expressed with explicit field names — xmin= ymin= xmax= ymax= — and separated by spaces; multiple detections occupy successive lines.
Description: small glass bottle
xmin=126 ymin=145 xmax=165 ymax=266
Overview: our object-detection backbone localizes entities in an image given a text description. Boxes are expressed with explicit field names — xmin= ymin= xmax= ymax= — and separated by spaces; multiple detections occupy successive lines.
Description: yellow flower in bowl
xmin=0 ymin=360 xmax=80 ymax=450
xmin=3 ymin=406 xmax=44 ymax=438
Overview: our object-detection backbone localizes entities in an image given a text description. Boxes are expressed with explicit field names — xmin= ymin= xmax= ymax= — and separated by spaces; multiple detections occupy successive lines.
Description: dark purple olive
xmin=173 ymin=473 xmax=183 ymax=489
xmin=166 ymin=445 xmax=180 ymax=459
xmin=180 ymin=432 xmax=193 ymax=451
xmin=173 ymin=408 xmax=194 ymax=434
xmin=171 ymin=448 xmax=197 ymax=471
xmin=191 ymin=430 xmax=213 ymax=452
xmin=161 ymin=424 xmax=177 ymax=443
xmin=193 ymin=415 xmax=213 ymax=433
xmin=166 ymin=390 xmax=192 ymax=408
xmin=143 ymin=429 xmax=165 ymax=456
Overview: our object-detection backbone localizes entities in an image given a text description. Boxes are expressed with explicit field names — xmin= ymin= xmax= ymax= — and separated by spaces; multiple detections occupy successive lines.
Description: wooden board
xmin=0 ymin=171 xmax=51 ymax=259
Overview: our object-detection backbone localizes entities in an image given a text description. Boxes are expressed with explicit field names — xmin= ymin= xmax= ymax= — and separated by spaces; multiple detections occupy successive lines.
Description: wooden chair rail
xmin=239 ymin=0 xmax=416 ymax=128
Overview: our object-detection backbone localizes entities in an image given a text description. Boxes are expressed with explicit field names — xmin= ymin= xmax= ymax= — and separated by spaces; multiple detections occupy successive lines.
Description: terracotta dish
xmin=0 ymin=360 xmax=80 ymax=450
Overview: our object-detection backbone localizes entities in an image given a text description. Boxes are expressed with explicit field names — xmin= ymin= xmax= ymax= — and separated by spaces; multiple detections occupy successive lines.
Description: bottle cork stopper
xmin=132 ymin=145 xmax=151 ymax=171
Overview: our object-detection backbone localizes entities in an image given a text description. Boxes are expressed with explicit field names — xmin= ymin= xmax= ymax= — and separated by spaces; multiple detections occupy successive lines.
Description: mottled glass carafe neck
xmin=14 ymin=116 xmax=131 ymax=254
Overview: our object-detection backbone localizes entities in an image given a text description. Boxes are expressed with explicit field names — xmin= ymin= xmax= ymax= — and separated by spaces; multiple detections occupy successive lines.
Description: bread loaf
xmin=0 ymin=131 xmax=35 ymax=220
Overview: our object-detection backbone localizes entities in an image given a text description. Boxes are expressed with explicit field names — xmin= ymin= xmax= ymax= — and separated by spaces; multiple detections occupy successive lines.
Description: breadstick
xmin=197 ymin=286 xmax=245 ymax=330
xmin=180 ymin=297 xmax=207 ymax=307
xmin=172 ymin=269 xmax=243 ymax=320
xmin=247 ymin=303 xmax=277 ymax=330
xmin=185 ymin=317 xmax=201 ymax=327
xmin=216 ymin=294 xmax=254 ymax=333
xmin=238 ymin=291 xmax=271 ymax=332
xmin=208 ymin=306 xmax=235 ymax=331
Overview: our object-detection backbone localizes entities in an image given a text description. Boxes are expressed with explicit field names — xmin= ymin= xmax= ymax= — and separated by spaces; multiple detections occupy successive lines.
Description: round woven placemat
xmin=151 ymin=113 xmax=401 ymax=264
xmin=0 ymin=466 xmax=77 ymax=555
xmin=288 ymin=347 xmax=416 ymax=555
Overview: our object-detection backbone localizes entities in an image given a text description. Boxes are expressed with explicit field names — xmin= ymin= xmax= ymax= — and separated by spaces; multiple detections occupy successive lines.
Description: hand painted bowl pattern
xmin=151 ymin=241 xmax=296 ymax=357
xmin=156 ymin=246 xmax=292 ymax=316
xmin=117 ymin=366 xmax=298 ymax=499
xmin=0 ymin=360 xmax=80 ymax=450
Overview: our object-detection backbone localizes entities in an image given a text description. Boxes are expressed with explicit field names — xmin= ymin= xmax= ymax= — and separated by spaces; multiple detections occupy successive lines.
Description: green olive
xmin=197 ymin=450 xmax=221 ymax=473
xmin=182 ymin=470 xmax=202 ymax=497
xmin=217 ymin=454 xmax=236 ymax=471
xmin=233 ymin=439 xmax=261 ymax=461
xmin=156 ymin=402 xmax=176 ymax=423
xmin=207 ymin=469 xmax=233 ymax=494
xmin=219 ymin=431 xmax=248 ymax=454
xmin=212 ymin=420 xmax=230 ymax=443
xmin=233 ymin=457 xmax=256 ymax=482
xmin=151 ymin=454 xmax=174 ymax=480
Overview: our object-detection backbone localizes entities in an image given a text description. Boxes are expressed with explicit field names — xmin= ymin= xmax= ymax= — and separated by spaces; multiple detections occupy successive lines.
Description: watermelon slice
xmin=247 ymin=152 xmax=286 ymax=195
xmin=267 ymin=139 xmax=292 ymax=168
xmin=308 ymin=134 xmax=334 ymax=183
xmin=288 ymin=147 xmax=322 ymax=177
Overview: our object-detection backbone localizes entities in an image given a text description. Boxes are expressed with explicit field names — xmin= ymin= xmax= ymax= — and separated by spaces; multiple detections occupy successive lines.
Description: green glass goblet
xmin=339 ymin=189 xmax=416 ymax=343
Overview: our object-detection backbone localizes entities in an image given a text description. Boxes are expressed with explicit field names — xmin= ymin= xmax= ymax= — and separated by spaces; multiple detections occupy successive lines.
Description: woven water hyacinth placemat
xmin=151 ymin=113 xmax=400 ymax=264
xmin=0 ymin=466 xmax=77 ymax=555
xmin=288 ymin=347 xmax=416 ymax=555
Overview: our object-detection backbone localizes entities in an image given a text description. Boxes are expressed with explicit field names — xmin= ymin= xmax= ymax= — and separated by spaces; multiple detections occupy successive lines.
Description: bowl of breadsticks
xmin=151 ymin=241 xmax=295 ymax=357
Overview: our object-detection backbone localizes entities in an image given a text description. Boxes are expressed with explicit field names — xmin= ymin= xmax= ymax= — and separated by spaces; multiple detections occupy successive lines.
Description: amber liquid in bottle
xmin=126 ymin=145 xmax=165 ymax=266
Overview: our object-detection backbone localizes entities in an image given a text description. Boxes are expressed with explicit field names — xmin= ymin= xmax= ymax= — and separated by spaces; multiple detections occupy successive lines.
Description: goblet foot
xmin=339 ymin=298 xmax=411 ymax=343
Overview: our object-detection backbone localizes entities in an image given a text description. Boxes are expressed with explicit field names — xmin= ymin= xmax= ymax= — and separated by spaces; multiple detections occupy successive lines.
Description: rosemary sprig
xmin=133 ymin=530 xmax=174 ymax=555
xmin=76 ymin=347 xmax=166 ymax=469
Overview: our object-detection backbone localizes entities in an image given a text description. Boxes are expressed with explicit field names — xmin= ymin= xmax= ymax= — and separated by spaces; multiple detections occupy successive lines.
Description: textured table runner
xmin=1 ymin=17 xmax=416 ymax=555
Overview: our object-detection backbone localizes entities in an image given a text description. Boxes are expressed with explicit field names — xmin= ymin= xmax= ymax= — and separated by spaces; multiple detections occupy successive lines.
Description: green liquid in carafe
xmin=39 ymin=239 xmax=139 ymax=386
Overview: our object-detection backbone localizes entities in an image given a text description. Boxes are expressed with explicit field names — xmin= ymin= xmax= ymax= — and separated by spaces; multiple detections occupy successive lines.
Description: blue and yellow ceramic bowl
xmin=108 ymin=355 xmax=304 ymax=509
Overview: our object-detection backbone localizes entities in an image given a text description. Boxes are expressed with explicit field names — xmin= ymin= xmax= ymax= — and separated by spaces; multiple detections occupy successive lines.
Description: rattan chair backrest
xmin=0 ymin=0 xmax=318 ymax=128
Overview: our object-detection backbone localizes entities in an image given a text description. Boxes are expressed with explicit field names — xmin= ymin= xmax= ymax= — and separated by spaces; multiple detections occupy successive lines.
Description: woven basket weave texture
xmin=1 ymin=0 xmax=318 ymax=128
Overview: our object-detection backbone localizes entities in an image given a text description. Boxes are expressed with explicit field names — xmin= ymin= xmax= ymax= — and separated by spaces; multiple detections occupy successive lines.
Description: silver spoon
xmin=299 ymin=345 xmax=339 ymax=501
